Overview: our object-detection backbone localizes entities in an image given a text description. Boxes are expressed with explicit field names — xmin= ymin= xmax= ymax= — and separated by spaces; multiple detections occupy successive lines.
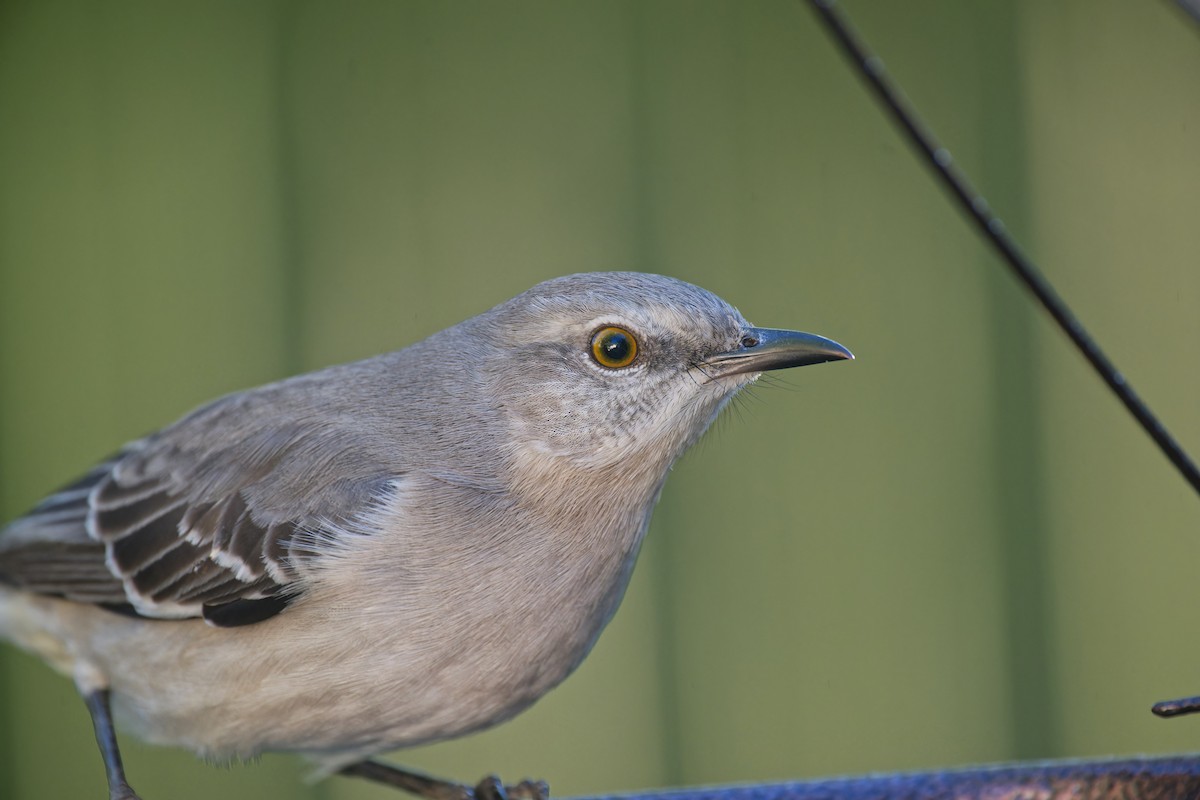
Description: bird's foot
xmin=511 ymin=778 xmax=551 ymax=800
xmin=340 ymin=759 xmax=548 ymax=800
xmin=473 ymin=775 xmax=550 ymax=800
xmin=109 ymin=782 xmax=141 ymax=800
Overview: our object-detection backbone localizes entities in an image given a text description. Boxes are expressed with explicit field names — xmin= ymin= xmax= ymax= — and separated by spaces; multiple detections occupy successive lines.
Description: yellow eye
xmin=590 ymin=326 xmax=638 ymax=369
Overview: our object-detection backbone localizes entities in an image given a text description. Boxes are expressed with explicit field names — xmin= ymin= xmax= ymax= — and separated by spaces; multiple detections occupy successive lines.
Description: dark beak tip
xmin=794 ymin=336 xmax=853 ymax=366
xmin=810 ymin=349 xmax=853 ymax=367
xmin=707 ymin=328 xmax=853 ymax=377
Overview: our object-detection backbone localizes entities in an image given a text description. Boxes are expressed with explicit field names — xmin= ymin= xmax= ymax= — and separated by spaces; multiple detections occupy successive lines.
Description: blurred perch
xmin=575 ymin=755 xmax=1200 ymax=800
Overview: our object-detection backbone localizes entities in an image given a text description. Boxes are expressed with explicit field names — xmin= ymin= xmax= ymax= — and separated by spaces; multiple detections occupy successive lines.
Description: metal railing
xmin=577 ymin=755 xmax=1200 ymax=800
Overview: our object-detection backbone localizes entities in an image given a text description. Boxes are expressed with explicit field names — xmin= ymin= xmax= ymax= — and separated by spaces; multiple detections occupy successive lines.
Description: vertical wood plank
xmin=279 ymin=3 xmax=670 ymax=797
xmin=969 ymin=2 xmax=1055 ymax=761
xmin=636 ymin=0 xmax=1018 ymax=782
xmin=1021 ymin=0 xmax=1200 ymax=759
xmin=0 ymin=2 xmax=307 ymax=798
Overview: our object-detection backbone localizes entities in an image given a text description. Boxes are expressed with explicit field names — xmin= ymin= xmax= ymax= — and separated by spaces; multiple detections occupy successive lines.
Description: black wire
xmin=805 ymin=0 xmax=1200 ymax=500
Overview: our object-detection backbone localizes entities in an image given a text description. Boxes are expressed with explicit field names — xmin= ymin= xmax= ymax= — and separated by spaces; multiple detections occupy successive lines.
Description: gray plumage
xmin=0 ymin=272 xmax=850 ymax=793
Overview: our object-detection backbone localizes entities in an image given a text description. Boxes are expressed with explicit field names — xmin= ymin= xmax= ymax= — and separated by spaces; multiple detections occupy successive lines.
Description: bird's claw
xmin=474 ymin=775 xmax=508 ymax=800
xmin=510 ymin=778 xmax=550 ymax=800
xmin=472 ymin=775 xmax=549 ymax=800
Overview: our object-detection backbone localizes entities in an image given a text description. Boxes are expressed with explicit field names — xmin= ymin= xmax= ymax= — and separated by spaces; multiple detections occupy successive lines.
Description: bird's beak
xmin=703 ymin=328 xmax=854 ymax=378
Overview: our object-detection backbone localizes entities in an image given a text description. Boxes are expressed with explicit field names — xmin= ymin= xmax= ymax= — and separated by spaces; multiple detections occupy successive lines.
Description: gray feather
xmin=0 ymin=273 xmax=852 ymax=767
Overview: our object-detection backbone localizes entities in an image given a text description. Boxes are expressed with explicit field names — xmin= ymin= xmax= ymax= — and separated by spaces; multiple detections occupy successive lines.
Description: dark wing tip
xmin=202 ymin=594 xmax=293 ymax=627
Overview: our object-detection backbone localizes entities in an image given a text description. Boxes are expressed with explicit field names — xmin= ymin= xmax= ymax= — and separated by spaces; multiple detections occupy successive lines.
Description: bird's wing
xmin=0 ymin=382 xmax=400 ymax=628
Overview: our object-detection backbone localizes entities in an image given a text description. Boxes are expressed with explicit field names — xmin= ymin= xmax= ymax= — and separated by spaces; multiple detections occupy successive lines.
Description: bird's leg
xmin=83 ymin=689 xmax=141 ymax=800
xmin=340 ymin=760 xmax=472 ymax=800
xmin=340 ymin=759 xmax=549 ymax=800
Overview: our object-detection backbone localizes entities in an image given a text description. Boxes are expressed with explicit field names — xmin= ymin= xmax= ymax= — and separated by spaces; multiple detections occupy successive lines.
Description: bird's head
xmin=468 ymin=272 xmax=852 ymax=473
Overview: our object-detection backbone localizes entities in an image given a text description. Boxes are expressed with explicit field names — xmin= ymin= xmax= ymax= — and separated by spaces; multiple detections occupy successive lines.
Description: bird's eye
xmin=590 ymin=326 xmax=639 ymax=369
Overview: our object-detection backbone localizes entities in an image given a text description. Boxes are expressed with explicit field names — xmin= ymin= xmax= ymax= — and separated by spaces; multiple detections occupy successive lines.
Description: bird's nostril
xmin=740 ymin=334 xmax=759 ymax=349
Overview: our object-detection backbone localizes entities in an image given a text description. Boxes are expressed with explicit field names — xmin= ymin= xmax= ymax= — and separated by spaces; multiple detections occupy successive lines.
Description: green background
xmin=2 ymin=1 xmax=1199 ymax=798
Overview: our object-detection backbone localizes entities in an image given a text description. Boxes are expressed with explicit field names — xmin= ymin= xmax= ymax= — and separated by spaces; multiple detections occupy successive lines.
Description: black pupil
xmin=602 ymin=332 xmax=631 ymax=362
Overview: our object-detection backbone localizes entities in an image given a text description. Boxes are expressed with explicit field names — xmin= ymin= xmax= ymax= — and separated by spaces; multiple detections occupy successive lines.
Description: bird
xmin=0 ymin=271 xmax=852 ymax=800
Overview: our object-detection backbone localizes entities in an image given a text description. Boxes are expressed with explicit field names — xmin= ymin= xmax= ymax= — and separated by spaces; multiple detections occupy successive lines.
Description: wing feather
xmin=1 ymin=466 xmax=326 ymax=626
xmin=5 ymin=470 xmax=396 ymax=628
xmin=107 ymin=505 xmax=188 ymax=575
xmin=1 ymin=368 xmax=407 ymax=627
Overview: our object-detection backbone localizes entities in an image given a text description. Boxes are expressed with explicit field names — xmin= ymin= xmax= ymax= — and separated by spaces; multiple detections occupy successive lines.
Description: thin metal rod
xmin=1153 ymin=695 xmax=1200 ymax=717
xmin=571 ymin=755 xmax=1200 ymax=800
xmin=804 ymin=0 xmax=1200 ymax=499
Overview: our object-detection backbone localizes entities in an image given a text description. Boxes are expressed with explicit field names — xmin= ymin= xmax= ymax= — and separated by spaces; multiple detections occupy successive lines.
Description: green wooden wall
xmin=1 ymin=2 xmax=1198 ymax=798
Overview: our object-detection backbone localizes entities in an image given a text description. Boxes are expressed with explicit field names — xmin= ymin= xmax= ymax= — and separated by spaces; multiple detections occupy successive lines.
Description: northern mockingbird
xmin=0 ymin=272 xmax=851 ymax=800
